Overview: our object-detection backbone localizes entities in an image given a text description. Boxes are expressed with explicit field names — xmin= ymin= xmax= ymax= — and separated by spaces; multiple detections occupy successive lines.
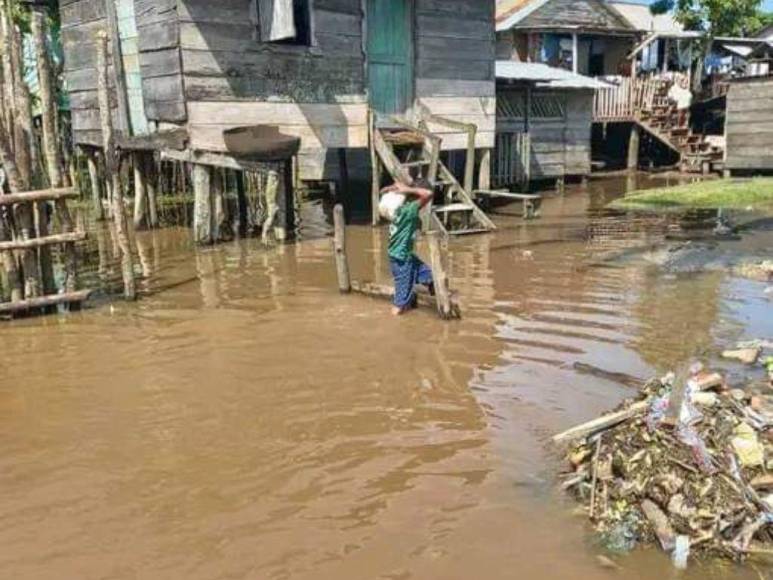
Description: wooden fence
xmin=593 ymin=76 xmax=666 ymax=122
xmin=492 ymin=132 xmax=530 ymax=189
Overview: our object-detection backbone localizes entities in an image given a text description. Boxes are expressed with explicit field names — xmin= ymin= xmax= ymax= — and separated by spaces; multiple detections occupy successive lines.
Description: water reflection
xmin=0 ymin=174 xmax=770 ymax=580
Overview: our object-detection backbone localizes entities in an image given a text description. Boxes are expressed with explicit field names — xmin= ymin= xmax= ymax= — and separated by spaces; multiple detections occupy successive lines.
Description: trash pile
xmin=556 ymin=364 xmax=773 ymax=567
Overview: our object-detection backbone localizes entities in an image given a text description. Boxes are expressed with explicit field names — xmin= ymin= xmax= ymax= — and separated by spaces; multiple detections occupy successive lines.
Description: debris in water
xmin=555 ymin=368 xmax=773 ymax=566
xmin=722 ymin=347 xmax=762 ymax=365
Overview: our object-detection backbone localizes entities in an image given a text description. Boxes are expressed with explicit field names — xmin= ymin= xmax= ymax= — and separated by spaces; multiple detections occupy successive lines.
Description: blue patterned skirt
xmin=389 ymin=256 xmax=434 ymax=309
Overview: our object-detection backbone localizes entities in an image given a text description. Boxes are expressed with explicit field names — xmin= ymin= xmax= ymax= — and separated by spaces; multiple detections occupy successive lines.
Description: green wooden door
xmin=367 ymin=0 xmax=412 ymax=116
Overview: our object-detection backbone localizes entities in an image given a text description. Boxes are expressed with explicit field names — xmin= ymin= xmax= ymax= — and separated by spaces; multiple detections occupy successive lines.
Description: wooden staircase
xmin=370 ymin=112 xmax=496 ymax=236
xmin=637 ymin=82 xmax=724 ymax=172
xmin=0 ymin=187 xmax=91 ymax=317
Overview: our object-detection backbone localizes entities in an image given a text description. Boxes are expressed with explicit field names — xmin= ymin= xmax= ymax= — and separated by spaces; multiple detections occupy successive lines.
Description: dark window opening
xmin=255 ymin=0 xmax=313 ymax=47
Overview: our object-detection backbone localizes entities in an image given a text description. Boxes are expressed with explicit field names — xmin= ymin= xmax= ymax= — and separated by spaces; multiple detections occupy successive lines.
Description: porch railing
xmin=592 ymin=76 xmax=668 ymax=122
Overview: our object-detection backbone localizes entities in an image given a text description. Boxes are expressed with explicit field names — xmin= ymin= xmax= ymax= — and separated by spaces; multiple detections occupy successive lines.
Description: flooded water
xmin=1 ymin=174 xmax=771 ymax=580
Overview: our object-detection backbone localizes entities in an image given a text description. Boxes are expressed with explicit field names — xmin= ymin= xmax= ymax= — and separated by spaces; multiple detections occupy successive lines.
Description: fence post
xmin=426 ymin=231 xmax=452 ymax=319
xmin=333 ymin=204 xmax=351 ymax=293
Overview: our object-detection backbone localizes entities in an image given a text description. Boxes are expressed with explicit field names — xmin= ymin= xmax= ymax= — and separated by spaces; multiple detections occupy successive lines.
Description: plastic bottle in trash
xmin=672 ymin=535 xmax=690 ymax=569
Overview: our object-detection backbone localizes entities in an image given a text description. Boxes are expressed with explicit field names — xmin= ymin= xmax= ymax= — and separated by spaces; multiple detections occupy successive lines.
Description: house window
xmin=531 ymin=94 xmax=565 ymax=119
xmin=253 ymin=0 xmax=313 ymax=46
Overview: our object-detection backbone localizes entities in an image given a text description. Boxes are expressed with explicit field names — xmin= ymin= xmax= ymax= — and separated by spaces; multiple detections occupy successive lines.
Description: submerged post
xmin=133 ymin=152 xmax=147 ymax=229
xmin=426 ymin=231 xmax=452 ymax=319
xmin=628 ymin=124 xmax=640 ymax=170
xmin=192 ymin=163 xmax=213 ymax=245
xmin=96 ymin=31 xmax=136 ymax=300
xmin=333 ymin=204 xmax=351 ymax=293
xmin=87 ymin=152 xmax=104 ymax=220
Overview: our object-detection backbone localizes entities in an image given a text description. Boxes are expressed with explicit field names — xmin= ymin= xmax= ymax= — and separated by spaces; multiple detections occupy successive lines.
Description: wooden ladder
xmin=0 ymin=187 xmax=92 ymax=317
xmin=370 ymin=113 xmax=496 ymax=236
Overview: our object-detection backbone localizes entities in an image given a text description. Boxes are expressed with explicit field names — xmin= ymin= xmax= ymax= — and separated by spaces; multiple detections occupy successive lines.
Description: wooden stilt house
xmin=59 ymin=0 xmax=498 ymax=237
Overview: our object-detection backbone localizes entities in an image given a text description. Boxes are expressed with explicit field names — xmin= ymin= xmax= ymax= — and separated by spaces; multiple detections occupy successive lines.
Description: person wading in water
xmin=380 ymin=179 xmax=435 ymax=316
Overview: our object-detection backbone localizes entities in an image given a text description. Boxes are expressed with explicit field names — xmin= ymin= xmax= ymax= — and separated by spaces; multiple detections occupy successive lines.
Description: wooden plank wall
xmin=725 ymin=78 xmax=773 ymax=172
xmin=497 ymin=88 xmax=592 ymax=179
xmin=134 ymin=0 xmax=186 ymax=123
xmin=179 ymin=0 xmax=368 ymax=179
xmin=414 ymin=0 xmax=496 ymax=150
xmin=60 ymin=0 xmax=120 ymax=146
xmin=61 ymin=0 xmax=185 ymax=145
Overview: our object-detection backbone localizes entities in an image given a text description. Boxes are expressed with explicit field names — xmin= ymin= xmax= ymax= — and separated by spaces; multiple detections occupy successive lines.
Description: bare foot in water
xmin=391 ymin=306 xmax=405 ymax=316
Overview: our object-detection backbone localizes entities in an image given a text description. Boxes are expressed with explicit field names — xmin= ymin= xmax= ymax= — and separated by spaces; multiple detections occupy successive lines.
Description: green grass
xmin=611 ymin=178 xmax=773 ymax=211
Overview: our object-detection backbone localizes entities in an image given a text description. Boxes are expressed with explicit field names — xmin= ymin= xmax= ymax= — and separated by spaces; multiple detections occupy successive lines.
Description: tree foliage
xmin=651 ymin=0 xmax=764 ymax=36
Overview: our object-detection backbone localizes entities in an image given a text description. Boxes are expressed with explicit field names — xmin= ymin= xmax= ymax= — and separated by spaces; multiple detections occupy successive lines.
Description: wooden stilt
xmin=146 ymin=155 xmax=159 ymax=228
xmin=212 ymin=168 xmax=229 ymax=241
xmin=96 ymin=31 xmax=136 ymax=300
xmin=193 ymin=163 xmax=213 ymax=244
xmin=87 ymin=153 xmax=104 ymax=220
xmin=31 ymin=7 xmax=64 ymax=189
xmin=133 ymin=152 xmax=147 ymax=230
xmin=36 ymin=201 xmax=56 ymax=295
xmin=262 ymin=168 xmax=279 ymax=244
xmin=628 ymin=124 xmax=640 ymax=170
xmin=478 ymin=148 xmax=491 ymax=192
xmin=0 ymin=213 xmax=22 ymax=302
xmin=369 ymin=110 xmax=382 ymax=227
xmin=333 ymin=204 xmax=351 ymax=293
xmin=426 ymin=231 xmax=453 ymax=319
xmin=274 ymin=162 xmax=295 ymax=242
xmin=235 ymin=170 xmax=248 ymax=237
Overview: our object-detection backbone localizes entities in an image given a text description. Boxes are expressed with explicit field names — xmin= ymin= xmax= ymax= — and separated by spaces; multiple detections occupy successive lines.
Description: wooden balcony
xmin=592 ymin=75 xmax=670 ymax=122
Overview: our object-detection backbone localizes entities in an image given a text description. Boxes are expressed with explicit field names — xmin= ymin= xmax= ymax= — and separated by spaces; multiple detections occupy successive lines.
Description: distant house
xmin=493 ymin=61 xmax=605 ymax=187
xmin=59 ymin=0 xmax=497 ymax=182
xmin=493 ymin=0 xmax=638 ymax=184
xmin=723 ymin=29 xmax=773 ymax=175
xmin=495 ymin=0 xmax=639 ymax=76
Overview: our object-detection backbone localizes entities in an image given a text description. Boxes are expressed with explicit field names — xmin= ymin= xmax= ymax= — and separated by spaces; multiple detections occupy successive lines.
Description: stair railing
xmin=417 ymin=105 xmax=477 ymax=193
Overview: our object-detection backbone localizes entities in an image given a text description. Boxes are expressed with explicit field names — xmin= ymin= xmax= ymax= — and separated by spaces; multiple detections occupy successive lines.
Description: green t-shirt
xmin=388 ymin=201 xmax=420 ymax=261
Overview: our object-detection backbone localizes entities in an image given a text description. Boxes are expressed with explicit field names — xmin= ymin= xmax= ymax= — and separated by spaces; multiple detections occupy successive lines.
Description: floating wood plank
xmin=350 ymin=280 xmax=461 ymax=319
xmin=0 ymin=187 xmax=79 ymax=206
xmin=0 ymin=290 xmax=93 ymax=315
xmin=0 ymin=232 xmax=87 ymax=252
xmin=552 ymin=401 xmax=649 ymax=445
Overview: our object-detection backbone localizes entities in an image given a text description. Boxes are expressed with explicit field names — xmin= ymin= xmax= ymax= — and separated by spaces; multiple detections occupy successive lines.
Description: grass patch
xmin=611 ymin=178 xmax=773 ymax=211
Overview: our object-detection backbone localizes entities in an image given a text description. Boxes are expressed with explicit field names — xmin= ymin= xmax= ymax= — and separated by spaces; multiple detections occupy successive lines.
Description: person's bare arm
xmin=394 ymin=183 xmax=433 ymax=209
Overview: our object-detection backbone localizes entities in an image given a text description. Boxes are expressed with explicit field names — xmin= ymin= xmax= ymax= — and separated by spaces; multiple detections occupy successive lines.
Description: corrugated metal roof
xmin=496 ymin=61 xmax=610 ymax=89
xmin=607 ymin=1 xmax=683 ymax=34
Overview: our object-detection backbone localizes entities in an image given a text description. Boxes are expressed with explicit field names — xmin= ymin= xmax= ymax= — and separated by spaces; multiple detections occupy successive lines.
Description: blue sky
xmin=634 ymin=0 xmax=773 ymax=11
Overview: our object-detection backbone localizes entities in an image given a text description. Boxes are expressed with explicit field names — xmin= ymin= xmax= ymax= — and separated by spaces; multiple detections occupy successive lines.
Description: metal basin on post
xmin=223 ymin=126 xmax=302 ymax=241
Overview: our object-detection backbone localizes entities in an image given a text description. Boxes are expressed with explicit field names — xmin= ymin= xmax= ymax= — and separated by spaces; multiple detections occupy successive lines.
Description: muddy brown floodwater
xmin=1 ymin=174 xmax=771 ymax=580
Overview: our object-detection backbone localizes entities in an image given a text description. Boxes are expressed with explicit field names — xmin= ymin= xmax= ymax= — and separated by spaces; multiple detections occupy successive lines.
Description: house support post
xmin=274 ymin=161 xmax=295 ymax=241
xmin=133 ymin=152 xmax=147 ymax=230
xmin=478 ymin=148 xmax=491 ymax=191
xmin=87 ymin=151 xmax=104 ymax=220
xmin=235 ymin=170 xmax=248 ymax=237
xmin=193 ymin=163 xmax=213 ymax=245
xmin=333 ymin=204 xmax=351 ymax=293
xmin=628 ymin=124 xmax=640 ymax=170
xmin=96 ymin=31 xmax=135 ymax=300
